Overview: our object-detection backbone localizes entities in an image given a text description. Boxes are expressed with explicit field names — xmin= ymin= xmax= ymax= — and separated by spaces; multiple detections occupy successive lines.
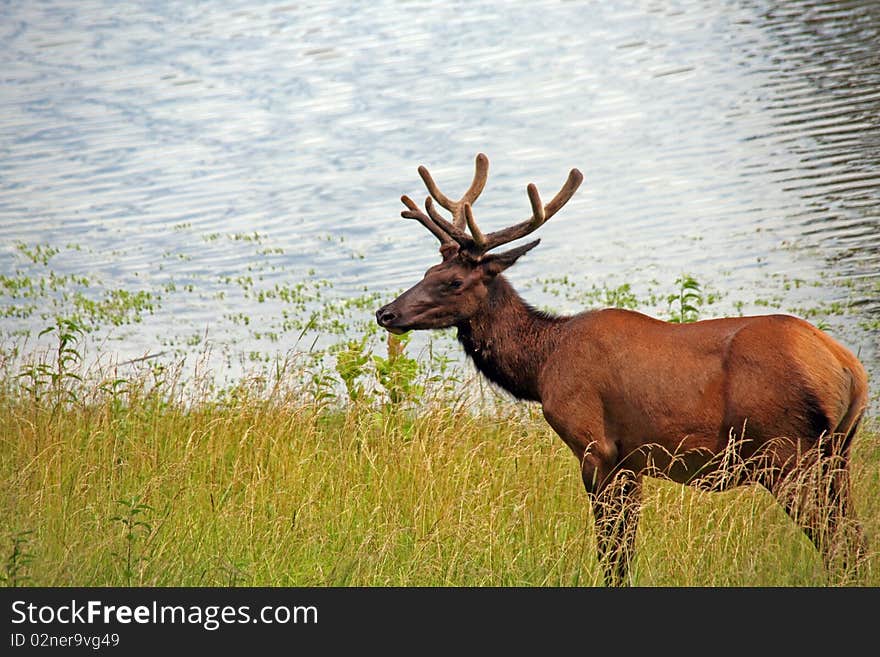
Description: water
xmin=1 ymin=0 xmax=878 ymax=386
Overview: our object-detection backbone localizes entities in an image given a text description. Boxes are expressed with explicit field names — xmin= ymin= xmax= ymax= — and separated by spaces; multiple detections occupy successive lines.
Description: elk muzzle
xmin=375 ymin=303 xmax=406 ymax=334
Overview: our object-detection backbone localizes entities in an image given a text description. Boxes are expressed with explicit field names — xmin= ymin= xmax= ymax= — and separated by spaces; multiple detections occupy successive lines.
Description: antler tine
xmin=526 ymin=183 xmax=545 ymax=227
xmin=418 ymin=153 xmax=490 ymax=229
xmin=477 ymin=168 xmax=584 ymax=253
xmin=400 ymin=195 xmax=457 ymax=248
xmin=462 ymin=152 xmax=490 ymax=207
xmin=542 ymin=168 xmax=584 ymax=221
xmin=463 ymin=203 xmax=487 ymax=250
xmin=417 ymin=167 xmax=454 ymax=210
xmin=424 ymin=197 xmax=472 ymax=245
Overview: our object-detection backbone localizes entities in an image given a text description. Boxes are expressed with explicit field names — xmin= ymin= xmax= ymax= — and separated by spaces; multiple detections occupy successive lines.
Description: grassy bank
xmin=1 ymin=339 xmax=877 ymax=587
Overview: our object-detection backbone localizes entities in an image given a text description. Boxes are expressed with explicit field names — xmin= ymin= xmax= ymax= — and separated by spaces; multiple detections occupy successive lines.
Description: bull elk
xmin=375 ymin=153 xmax=869 ymax=585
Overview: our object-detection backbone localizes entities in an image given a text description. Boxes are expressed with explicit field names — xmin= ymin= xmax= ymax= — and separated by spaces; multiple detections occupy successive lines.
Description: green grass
xmin=1 ymin=344 xmax=877 ymax=587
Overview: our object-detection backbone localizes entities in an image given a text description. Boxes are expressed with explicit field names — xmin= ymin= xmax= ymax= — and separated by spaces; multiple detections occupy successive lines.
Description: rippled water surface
xmin=1 ymin=1 xmax=878 ymax=383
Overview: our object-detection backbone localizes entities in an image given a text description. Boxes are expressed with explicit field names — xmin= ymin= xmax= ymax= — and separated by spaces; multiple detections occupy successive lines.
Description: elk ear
xmin=480 ymin=239 xmax=540 ymax=276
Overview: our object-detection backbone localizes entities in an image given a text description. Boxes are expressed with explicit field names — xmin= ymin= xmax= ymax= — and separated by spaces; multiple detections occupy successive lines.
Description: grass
xmin=1 ymin=338 xmax=877 ymax=587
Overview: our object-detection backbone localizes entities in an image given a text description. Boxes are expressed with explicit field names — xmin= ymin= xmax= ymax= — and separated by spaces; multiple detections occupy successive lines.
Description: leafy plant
xmin=110 ymin=497 xmax=154 ymax=586
xmin=667 ymin=275 xmax=703 ymax=323
xmin=604 ymin=282 xmax=639 ymax=310
xmin=333 ymin=336 xmax=372 ymax=402
xmin=2 ymin=530 xmax=35 ymax=587
xmin=17 ymin=317 xmax=85 ymax=405
xmin=373 ymin=332 xmax=421 ymax=405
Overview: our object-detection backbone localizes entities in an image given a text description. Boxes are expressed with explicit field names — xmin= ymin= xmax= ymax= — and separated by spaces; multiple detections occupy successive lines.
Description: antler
xmin=463 ymin=168 xmax=584 ymax=252
xmin=399 ymin=195 xmax=461 ymax=251
xmin=418 ymin=153 xmax=489 ymax=229
xmin=400 ymin=154 xmax=583 ymax=258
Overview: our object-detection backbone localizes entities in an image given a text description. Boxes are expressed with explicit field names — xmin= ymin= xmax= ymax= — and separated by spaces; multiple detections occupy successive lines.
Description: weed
xmin=373 ymin=332 xmax=421 ymax=405
xmin=333 ymin=335 xmax=372 ymax=402
xmin=2 ymin=530 xmax=35 ymax=587
xmin=110 ymin=497 xmax=154 ymax=586
xmin=667 ymin=274 xmax=703 ymax=323
xmin=17 ymin=318 xmax=84 ymax=406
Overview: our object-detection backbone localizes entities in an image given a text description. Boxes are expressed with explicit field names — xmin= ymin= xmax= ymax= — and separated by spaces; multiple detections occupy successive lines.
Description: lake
xmin=1 ymin=0 xmax=878 ymax=391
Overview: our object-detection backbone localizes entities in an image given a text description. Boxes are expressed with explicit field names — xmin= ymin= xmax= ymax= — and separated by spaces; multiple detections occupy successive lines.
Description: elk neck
xmin=456 ymin=275 xmax=569 ymax=402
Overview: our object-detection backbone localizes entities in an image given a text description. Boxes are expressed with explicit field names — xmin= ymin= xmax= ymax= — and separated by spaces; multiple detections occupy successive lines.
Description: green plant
xmin=603 ymin=283 xmax=639 ymax=310
xmin=333 ymin=336 xmax=372 ymax=402
xmin=110 ymin=497 xmax=154 ymax=586
xmin=17 ymin=317 xmax=84 ymax=405
xmin=667 ymin=275 xmax=703 ymax=323
xmin=373 ymin=332 xmax=421 ymax=405
xmin=2 ymin=530 xmax=35 ymax=587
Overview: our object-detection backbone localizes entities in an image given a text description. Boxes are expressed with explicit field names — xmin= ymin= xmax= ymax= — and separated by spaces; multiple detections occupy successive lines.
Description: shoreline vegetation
xmin=1 ymin=333 xmax=877 ymax=586
xmin=1 ymin=240 xmax=877 ymax=586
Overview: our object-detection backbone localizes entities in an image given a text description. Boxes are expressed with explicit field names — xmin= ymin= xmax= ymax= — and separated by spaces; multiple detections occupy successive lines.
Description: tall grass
xmin=1 ymin=333 xmax=877 ymax=587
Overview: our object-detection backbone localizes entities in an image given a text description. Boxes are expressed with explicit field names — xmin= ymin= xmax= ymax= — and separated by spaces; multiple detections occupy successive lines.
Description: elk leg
xmin=819 ymin=455 xmax=868 ymax=574
xmin=766 ymin=441 xmax=866 ymax=575
xmin=543 ymin=403 xmax=643 ymax=586
xmin=586 ymin=466 xmax=643 ymax=587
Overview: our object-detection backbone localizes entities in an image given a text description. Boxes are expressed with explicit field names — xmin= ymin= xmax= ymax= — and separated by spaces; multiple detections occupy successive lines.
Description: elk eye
xmin=448 ymin=279 xmax=463 ymax=289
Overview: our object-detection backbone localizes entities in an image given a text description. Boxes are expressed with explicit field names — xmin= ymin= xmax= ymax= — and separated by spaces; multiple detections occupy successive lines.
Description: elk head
xmin=376 ymin=154 xmax=584 ymax=334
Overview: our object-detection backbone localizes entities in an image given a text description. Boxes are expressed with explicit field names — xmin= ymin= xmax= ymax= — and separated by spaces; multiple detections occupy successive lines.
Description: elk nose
xmin=376 ymin=306 xmax=397 ymax=326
